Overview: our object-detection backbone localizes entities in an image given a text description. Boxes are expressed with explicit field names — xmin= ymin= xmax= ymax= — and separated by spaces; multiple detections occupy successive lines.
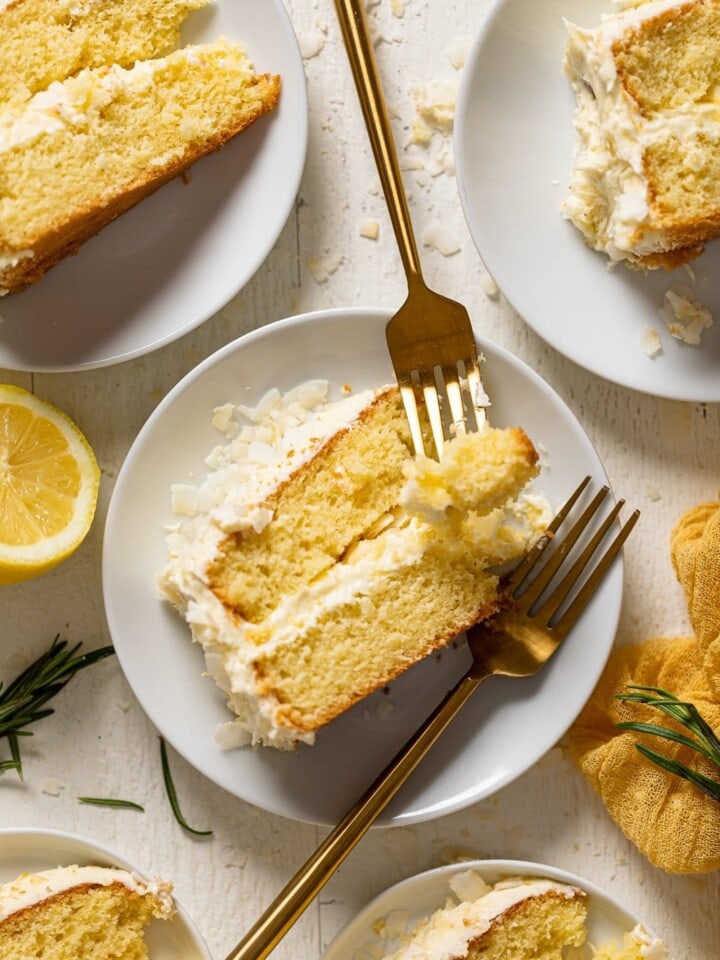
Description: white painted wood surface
xmin=1 ymin=1 xmax=718 ymax=957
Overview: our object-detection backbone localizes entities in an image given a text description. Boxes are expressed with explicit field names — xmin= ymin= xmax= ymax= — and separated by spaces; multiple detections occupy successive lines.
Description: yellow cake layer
xmin=251 ymin=528 xmax=503 ymax=732
xmin=0 ymin=884 xmax=160 ymax=960
xmin=0 ymin=0 xmax=209 ymax=105
xmin=0 ymin=41 xmax=280 ymax=292
xmin=458 ymin=894 xmax=586 ymax=960
xmin=208 ymin=387 xmax=414 ymax=624
xmin=614 ymin=0 xmax=720 ymax=114
xmin=644 ymin=131 xmax=720 ymax=228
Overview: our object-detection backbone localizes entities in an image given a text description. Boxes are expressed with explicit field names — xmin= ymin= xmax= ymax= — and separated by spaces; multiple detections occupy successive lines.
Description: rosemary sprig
xmin=78 ymin=796 xmax=145 ymax=811
xmin=159 ymin=737 xmax=213 ymax=837
xmin=0 ymin=635 xmax=114 ymax=778
xmin=615 ymin=684 xmax=720 ymax=804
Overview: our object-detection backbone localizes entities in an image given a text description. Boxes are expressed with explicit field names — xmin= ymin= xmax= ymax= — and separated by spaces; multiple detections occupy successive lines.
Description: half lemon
xmin=0 ymin=384 xmax=100 ymax=584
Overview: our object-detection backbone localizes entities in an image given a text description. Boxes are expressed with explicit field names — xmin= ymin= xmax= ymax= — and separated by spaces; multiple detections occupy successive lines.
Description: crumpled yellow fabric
xmin=569 ymin=502 xmax=720 ymax=874
xmin=671 ymin=503 xmax=720 ymax=699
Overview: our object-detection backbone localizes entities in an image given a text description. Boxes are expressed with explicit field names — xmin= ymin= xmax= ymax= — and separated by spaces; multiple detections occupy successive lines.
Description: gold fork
xmin=224 ymin=477 xmax=640 ymax=960
xmin=334 ymin=0 xmax=484 ymax=458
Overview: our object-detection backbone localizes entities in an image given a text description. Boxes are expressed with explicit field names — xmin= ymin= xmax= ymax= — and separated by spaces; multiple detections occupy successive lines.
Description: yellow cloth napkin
xmin=671 ymin=502 xmax=720 ymax=699
xmin=569 ymin=502 xmax=720 ymax=874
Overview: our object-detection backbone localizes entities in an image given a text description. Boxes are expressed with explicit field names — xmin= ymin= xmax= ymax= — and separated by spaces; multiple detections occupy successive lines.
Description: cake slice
xmin=160 ymin=381 xmax=546 ymax=749
xmin=0 ymin=40 xmax=280 ymax=295
xmin=380 ymin=876 xmax=587 ymax=960
xmin=563 ymin=0 xmax=720 ymax=268
xmin=0 ymin=0 xmax=209 ymax=105
xmin=0 ymin=865 xmax=173 ymax=959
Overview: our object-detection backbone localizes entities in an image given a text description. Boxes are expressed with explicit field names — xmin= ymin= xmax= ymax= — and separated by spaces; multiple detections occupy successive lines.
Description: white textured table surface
xmin=1 ymin=1 xmax=719 ymax=958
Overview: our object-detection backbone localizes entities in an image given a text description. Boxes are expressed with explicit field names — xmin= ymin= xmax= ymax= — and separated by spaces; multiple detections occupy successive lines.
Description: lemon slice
xmin=0 ymin=384 xmax=100 ymax=584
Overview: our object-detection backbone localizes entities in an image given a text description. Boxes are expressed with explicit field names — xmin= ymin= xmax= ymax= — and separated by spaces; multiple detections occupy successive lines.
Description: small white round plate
xmin=455 ymin=0 xmax=720 ymax=402
xmin=103 ymin=307 xmax=622 ymax=827
xmin=0 ymin=0 xmax=307 ymax=372
xmin=323 ymin=859 xmax=659 ymax=959
xmin=0 ymin=828 xmax=211 ymax=960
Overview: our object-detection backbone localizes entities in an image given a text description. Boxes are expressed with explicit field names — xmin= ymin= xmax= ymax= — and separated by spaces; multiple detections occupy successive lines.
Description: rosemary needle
xmin=0 ymin=636 xmax=114 ymax=778
xmin=615 ymin=684 xmax=720 ymax=804
xmin=159 ymin=737 xmax=213 ymax=837
xmin=78 ymin=797 xmax=145 ymax=811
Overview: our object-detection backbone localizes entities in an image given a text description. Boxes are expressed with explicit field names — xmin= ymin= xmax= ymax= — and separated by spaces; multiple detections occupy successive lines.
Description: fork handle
xmin=224 ymin=668 xmax=490 ymax=960
xmin=334 ymin=0 xmax=424 ymax=285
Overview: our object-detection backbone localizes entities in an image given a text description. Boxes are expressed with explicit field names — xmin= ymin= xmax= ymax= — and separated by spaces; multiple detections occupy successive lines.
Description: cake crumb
xmin=408 ymin=78 xmax=458 ymax=146
xmin=212 ymin=403 xmax=235 ymax=433
xmin=382 ymin=908 xmax=411 ymax=938
xmin=359 ymin=219 xmax=380 ymax=240
xmin=645 ymin=482 xmax=662 ymax=501
xmin=171 ymin=483 xmax=199 ymax=517
xmin=480 ymin=272 xmax=499 ymax=299
xmin=407 ymin=115 xmax=433 ymax=146
xmin=443 ymin=34 xmax=472 ymax=69
xmin=41 ymin=778 xmax=66 ymax=797
xmin=298 ymin=26 xmax=327 ymax=60
xmin=640 ymin=326 xmax=662 ymax=358
xmin=423 ymin=225 xmax=461 ymax=256
xmin=376 ymin=698 xmax=395 ymax=719
xmin=307 ymin=252 xmax=343 ymax=283
xmin=413 ymin=79 xmax=457 ymax=130
xmin=390 ymin=0 xmax=404 ymax=17
xmin=660 ymin=287 xmax=713 ymax=346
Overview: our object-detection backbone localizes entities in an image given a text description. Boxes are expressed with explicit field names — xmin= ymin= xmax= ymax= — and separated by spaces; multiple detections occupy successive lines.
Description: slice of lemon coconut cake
xmin=0 ymin=865 xmax=173 ymax=960
xmin=160 ymin=380 xmax=550 ymax=750
xmin=0 ymin=0 xmax=280 ymax=294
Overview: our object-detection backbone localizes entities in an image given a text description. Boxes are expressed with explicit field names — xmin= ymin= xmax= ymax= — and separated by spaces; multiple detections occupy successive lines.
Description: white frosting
xmin=0 ymin=865 xmax=173 ymax=922
xmin=562 ymin=1 xmax=720 ymax=261
xmin=160 ymin=382 xmax=543 ymax=750
xmin=382 ymin=878 xmax=583 ymax=960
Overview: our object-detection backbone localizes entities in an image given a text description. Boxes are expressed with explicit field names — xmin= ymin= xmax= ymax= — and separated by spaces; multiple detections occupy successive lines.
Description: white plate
xmin=0 ymin=0 xmax=307 ymax=372
xmin=455 ymin=0 xmax=720 ymax=402
xmin=102 ymin=307 xmax=622 ymax=827
xmin=323 ymin=859 xmax=660 ymax=959
xmin=0 ymin=828 xmax=211 ymax=959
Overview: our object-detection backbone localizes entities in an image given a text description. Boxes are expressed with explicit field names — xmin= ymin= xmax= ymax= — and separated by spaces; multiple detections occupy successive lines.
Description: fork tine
xmin=551 ymin=508 xmax=640 ymax=637
xmin=442 ymin=369 xmax=467 ymax=437
xmin=506 ymin=476 xmax=592 ymax=592
xmin=463 ymin=356 xmax=487 ymax=429
xmin=531 ymin=498 xmax=625 ymax=623
xmin=398 ymin=377 xmax=426 ymax=457
xmin=513 ymin=485 xmax=610 ymax=610
xmin=419 ymin=372 xmax=444 ymax=459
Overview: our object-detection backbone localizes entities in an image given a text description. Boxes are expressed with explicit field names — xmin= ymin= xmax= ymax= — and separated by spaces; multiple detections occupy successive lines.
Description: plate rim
xmin=322 ymin=857 xmax=660 ymax=959
xmin=0 ymin=0 xmax=308 ymax=373
xmin=102 ymin=305 xmax=623 ymax=827
xmin=0 ymin=826 xmax=212 ymax=960
xmin=454 ymin=0 xmax=720 ymax=403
